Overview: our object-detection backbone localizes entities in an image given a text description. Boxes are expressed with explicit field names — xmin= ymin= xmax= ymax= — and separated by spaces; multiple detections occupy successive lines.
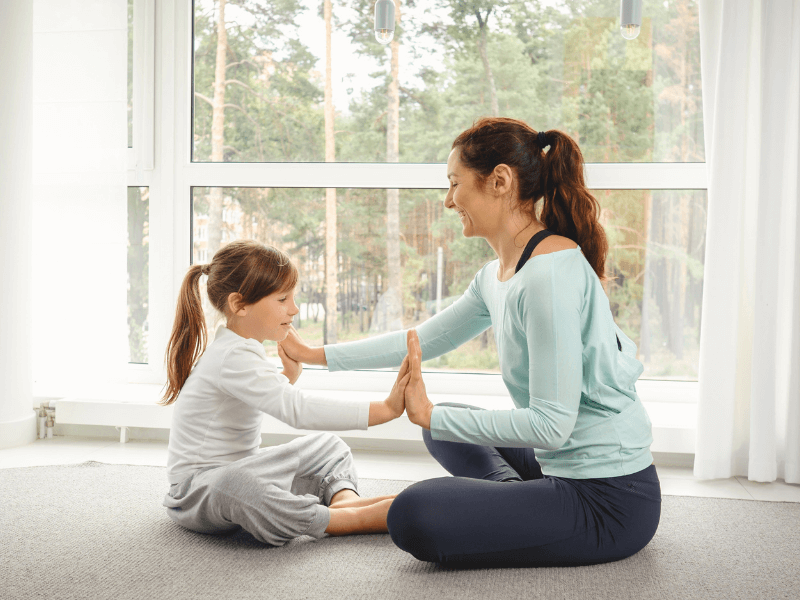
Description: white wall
xmin=31 ymin=0 xmax=128 ymax=397
xmin=0 ymin=0 xmax=36 ymax=449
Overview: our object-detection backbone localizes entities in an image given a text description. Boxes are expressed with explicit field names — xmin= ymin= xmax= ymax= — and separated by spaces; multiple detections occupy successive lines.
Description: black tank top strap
xmin=515 ymin=229 xmax=623 ymax=352
xmin=515 ymin=229 xmax=556 ymax=273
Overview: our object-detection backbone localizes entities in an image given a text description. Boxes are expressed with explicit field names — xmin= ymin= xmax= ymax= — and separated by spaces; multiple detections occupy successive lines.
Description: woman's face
xmin=444 ymin=148 xmax=495 ymax=239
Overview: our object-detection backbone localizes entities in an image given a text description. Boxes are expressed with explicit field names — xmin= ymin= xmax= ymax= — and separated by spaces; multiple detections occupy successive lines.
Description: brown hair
xmin=452 ymin=117 xmax=609 ymax=280
xmin=161 ymin=240 xmax=299 ymax=405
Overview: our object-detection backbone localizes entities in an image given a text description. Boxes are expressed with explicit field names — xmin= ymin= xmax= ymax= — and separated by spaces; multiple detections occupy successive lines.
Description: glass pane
xmin=602 ymin=189 xmax=707 ymax=380
xmin=128 ymin=186 xmax=149 ymax=363
xmin=127 ymin=0 xmax=133 ymax=148
xmin=192 ymin=187 xmax=707 ymax=379
xmin=191 ymin=0 xmax=703 ymax=163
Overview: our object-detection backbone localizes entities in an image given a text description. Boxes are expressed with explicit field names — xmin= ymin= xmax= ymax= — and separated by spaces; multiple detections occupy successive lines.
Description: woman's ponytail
xmin=162 ymin=264 xmax=207 ymax=405
xmin=539 ymin=130 xmax=609 ymax=281
xmin=453 ymin=118 xmax=609 ymax=281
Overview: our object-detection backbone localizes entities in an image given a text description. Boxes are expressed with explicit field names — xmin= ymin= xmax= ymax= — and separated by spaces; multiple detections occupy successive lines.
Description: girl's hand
xmin=385 ymin=356 xmax=411 ymax=419
xmin=405 ymin=329 xmax=434 ymax=429
xmin=280 ymin=326 xmax=327 ymax=366
xmin=277 ymin=342 xmax=303 ymax=384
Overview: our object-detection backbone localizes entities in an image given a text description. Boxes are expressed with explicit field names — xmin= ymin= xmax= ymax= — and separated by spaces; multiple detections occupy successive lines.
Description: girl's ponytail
xmin=539 ymin=130 xmax=609 ymax=281
xmin=162 ymin=264 xmax=208 ymax=405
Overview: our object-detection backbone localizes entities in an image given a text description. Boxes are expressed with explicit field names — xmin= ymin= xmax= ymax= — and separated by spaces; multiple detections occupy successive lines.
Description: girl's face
xmin=229 ymin=287 xmax=300 ymax=343
xmin=444 ymin=148 xmax=499 ymax=239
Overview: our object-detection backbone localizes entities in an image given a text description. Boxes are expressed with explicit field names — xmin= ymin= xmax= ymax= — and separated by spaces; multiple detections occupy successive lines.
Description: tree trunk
xmin=207 ymin=0 xmax=227 ymax=255
xmin=476 ymin=11 xmax=499 ymax=117
xmin=382 ymin=0 xmax=403 ymax=331
xmin=324 ymin=0 xmax=337 ymax=344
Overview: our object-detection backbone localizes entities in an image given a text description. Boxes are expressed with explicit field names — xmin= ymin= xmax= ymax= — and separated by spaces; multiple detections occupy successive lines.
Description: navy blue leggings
xmin=386 ymin=402 xmax=662 ymax=568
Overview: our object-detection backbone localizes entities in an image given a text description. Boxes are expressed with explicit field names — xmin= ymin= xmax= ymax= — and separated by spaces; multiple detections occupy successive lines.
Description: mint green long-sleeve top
xmin=325 ymin=247 xmax=654 ymax=479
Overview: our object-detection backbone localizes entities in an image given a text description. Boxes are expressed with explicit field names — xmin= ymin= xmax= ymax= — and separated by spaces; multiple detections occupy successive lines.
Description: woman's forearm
xmin=305 ymin=345 xmax=327 ymax=366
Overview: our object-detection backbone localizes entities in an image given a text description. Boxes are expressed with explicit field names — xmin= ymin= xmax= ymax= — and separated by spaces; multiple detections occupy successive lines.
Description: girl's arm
xmin=220 ymin=341 xmax=408 ymax=432
xmin=369 ymin=356 xmax=409 ymax=426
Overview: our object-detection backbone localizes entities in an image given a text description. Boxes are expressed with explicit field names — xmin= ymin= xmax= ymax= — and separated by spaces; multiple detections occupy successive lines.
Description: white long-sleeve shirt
xmin=166 ymin=326 xmax=370 ymax=484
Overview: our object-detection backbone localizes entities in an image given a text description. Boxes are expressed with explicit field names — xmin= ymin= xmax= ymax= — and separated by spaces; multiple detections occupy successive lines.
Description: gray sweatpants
xmin=163 ymin=432 xmax=359 ymax=546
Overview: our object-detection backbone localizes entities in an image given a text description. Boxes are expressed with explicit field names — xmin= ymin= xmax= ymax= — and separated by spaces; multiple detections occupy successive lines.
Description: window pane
xmin=192 ymin=187 xmax=706 ymax=379
xmin=602 ymin=189 xmax=707 ymax=380
xmin=128 ymin=186 xmax=149 ymax=363
xmin=127 ymin=0 xmax=133 ymax=148
xmin=191 ymin=0 xmax=703 ymax=163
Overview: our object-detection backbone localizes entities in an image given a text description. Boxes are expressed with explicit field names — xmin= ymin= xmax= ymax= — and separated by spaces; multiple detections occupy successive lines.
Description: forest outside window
xmin=192 ymin=187 xmax=707 ymax=380
xmin=191 ymin=0 xmax=703 ymax=165
xmin=128 ymin=187 xmax=150 ymax=364
xmin=181 ymin=0 xmax=706 ymax=385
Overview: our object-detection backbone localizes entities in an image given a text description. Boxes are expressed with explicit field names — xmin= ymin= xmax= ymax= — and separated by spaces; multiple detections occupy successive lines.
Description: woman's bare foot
xmin=325 ymin=498 xmax=393 ymax=536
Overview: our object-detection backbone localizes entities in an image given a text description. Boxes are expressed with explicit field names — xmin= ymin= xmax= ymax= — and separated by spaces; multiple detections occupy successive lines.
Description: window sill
xmin=42 ymin=379 xmax=698 ymax=454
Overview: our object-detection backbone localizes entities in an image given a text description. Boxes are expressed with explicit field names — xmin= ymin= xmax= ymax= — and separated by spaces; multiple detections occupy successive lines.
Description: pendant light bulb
xmin=374 ymin=0 xmax=395 ymax=45
xmin=620 ymin=0 xmax=642 ymax=40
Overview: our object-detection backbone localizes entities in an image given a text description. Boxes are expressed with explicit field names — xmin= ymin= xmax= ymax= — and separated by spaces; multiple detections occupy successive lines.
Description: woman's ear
xmin=490 ymin=163 xmax=514 ymax=198
xmin=227 ymin=292 xmax=246 ymax=316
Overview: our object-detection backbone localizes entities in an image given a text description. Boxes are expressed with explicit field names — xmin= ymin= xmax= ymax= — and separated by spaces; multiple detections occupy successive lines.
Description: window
xmin=192 ymin=186 xmax=706 ymax=379
xmin=181 ymin=0 xmax=706 ymax=381
xmin=129 ymin=1 xmax=708 ymax=395
xmin=191 ymin=0 xmax=703 ymax=164
xmin=127 ymin=0 xmax=155 ymax=368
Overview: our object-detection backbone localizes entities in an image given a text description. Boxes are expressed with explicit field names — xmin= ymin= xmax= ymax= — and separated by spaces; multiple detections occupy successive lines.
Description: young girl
xmin=161 ymin=240 xmax=411 ymax=546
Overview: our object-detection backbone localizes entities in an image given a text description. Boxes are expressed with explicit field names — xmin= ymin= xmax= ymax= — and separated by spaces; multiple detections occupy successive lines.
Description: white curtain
xmin=31 ymin=0 xmax=128 ymax=396
xmin=695 ymin=0 xmax=800 ymax=483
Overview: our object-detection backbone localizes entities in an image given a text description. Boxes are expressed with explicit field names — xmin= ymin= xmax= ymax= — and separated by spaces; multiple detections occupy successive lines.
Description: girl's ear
xmin=227 ymin=292 xmax=246 ymax=316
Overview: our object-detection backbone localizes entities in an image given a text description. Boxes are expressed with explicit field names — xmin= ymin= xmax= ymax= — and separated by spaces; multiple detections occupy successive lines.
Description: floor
xmin=2 ymin=436 xmax=799 ymax=503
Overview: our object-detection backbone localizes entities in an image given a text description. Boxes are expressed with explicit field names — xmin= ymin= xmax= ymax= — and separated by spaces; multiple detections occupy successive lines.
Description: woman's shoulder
xmin=532 ymin=234 xmax=579 ymax=257
xmin=518 ymin=244 xmax=586 ymax=279
xmin=513 ymin=246 xmax=591 ymax=302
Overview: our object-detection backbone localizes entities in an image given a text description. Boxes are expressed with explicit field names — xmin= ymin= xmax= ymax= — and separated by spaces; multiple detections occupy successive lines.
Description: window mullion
xmin=182 ymin=162 xmax=706 ymax=190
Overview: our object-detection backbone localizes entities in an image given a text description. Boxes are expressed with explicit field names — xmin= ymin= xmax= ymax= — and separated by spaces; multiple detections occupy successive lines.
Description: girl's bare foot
xmin=325 ymin=498 xmax=394 ymax=536
xmin=330 ymin=491 xmax=397 ymax=509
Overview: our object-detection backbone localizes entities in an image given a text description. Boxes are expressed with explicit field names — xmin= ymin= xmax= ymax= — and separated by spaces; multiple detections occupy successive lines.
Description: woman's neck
xmin=487 ymin=215 xmax=544 ymax=281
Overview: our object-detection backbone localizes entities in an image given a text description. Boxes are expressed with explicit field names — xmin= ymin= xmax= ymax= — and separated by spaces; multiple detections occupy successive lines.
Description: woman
xmin=282 ymin=117 xmax=661 ymax=567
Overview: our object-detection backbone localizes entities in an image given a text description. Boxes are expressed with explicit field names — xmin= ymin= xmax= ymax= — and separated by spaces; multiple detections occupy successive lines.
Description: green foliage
xmin=127 ymin=187 xmax=149 ymax=363
xmin=179 ymin=0 xmax=706 ymax=378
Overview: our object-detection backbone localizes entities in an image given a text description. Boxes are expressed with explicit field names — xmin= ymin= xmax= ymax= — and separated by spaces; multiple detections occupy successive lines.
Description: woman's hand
xmin=277 ymin=342 xmax=303 ymax=384
xmin=280 ymin=326 xmax=327 ymax=366
xmin=405 ymin=329 xmax=434 ymax=429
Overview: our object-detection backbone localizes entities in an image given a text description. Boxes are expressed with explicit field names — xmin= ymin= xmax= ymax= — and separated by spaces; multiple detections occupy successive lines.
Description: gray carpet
xmin=1 ymin=462 xmax=798 ymax=600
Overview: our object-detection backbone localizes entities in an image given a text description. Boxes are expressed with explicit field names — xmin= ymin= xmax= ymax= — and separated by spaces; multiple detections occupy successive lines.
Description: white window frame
xmin=127 ymin=0 xmax=707 ymax=403
xmin=127 ymin=0 xmax=155 ymax=178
